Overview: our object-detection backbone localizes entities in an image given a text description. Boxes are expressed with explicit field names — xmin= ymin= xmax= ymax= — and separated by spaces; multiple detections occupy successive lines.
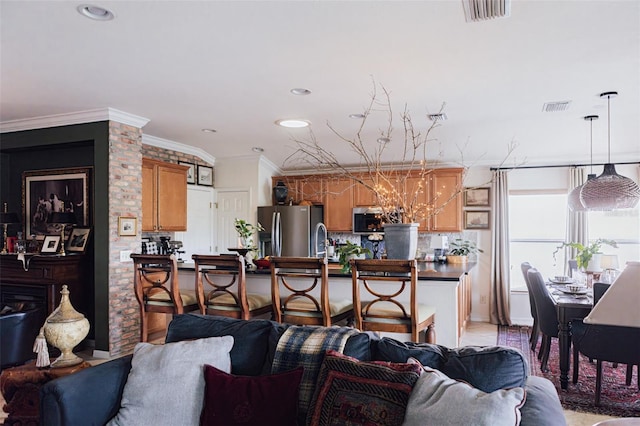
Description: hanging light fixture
xmin=580 ymin=92 xmax=640 ymax=210
xmin=568 ymin=115 xmax=598 ymax=212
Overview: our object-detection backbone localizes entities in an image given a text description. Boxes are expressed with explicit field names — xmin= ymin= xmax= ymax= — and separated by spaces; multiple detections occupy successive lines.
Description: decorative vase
xmin=446 ymin=255 xmax=468 ymax=264
xmin=383 ymin=223 xmax=419 ymax=260
xmin=44 ymin=285 xmax=90 ymax=368
xmin=273 ymin=181 xmax=288 ymax=205
xmin=586 ymin=253 xmax=602 ymax=273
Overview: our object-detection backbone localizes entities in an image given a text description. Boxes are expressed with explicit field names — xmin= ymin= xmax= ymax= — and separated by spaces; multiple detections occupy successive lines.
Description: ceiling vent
xmin=427 ymin=113 xmax=448 ymax=122
xmin=462 ymin=0 xmax=511 ymax=22
xmin=542 ymin=101 xmax=572 ymax=112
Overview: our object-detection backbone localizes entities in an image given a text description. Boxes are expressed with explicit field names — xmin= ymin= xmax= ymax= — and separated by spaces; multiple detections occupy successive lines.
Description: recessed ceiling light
xmin=275 ymin=119 xmax=310 ymax=128
xmin=290 ymin=88 xmax=312 ymax=96
xmin=201 ymin=128 xmax=217 ymax=133
xmin=377 ymin=137 xmax=391 ymax=144
xmin=349 ymin=113 xmax=366 ymax=119
xmin=252 ymin=147 xmax=264 ymax=153
xmin=77 ymin=4 xmax=114 ymax=21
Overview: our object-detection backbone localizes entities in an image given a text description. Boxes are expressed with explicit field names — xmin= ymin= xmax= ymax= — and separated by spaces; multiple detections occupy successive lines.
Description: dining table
xmin=547 ymin=281 xmax=593 ymax=390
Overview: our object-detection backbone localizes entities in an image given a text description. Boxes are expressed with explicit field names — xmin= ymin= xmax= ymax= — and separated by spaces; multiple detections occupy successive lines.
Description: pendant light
xmin=568 ymin=115 xmax=598 ymax=212
xmin=580 ymin=92 xmax=640 ymax=210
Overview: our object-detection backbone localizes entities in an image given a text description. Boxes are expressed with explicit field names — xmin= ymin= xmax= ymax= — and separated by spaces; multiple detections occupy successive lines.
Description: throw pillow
xmin=200 ymin=365 xmax=304 ymax=426
xmin=403 ymin=362 xmax=526 ymax=426
xmin=306 ymin=349 xmax=422 ymax=426
xmin=106 ymin=335 xmax=234 ymax=426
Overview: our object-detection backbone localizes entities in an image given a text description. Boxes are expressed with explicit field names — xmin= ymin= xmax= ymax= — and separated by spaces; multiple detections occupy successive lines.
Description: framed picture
xmin=67 ymin=227 xmax=91 ymax=253
xmin=40 ymin=235 xmax=61 ymax=254
xmin=118 ymin=217 xmax=137 ymax=236
xmin=197 ymin=165 xmax=213 ymax=186
xmin=464 ymin=210 xmax=490 ymax=229
xmin=23 ymin=167 xmax=91 ymax=237
xmin=179 ymin=161 xmax=196 ymax=184
xmin=464 ymin=187 xmax=490 ymax=207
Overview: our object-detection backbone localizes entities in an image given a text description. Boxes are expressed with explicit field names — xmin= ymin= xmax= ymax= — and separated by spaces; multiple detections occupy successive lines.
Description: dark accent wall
xmin=0 ymin=122 xmax=110 ymax=349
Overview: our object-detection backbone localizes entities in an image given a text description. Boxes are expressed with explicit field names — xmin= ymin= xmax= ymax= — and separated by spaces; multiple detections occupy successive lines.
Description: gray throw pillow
xmin=403 ymin=364 xmax=526 ymax=426
xmin=107 ymin=335 xmax=234 ymax=426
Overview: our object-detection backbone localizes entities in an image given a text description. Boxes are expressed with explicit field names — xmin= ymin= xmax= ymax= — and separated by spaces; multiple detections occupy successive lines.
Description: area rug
xmin=498 ymin=325 xmax=640 ymax=418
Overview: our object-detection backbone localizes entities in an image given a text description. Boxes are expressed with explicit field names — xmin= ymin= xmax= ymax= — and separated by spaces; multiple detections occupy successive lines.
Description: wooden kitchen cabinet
xmin=404 ymin=175 xmax=430 ymax=231
xmin=430 ymin=169 xmax=462 ymax=232
xmin=142 ymin=158 xmax=188 ymax=232
xmin=324 ymin=177 xmax=353 ymax=231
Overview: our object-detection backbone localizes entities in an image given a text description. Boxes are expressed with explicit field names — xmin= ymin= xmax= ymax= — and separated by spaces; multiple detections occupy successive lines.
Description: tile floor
xmin=0 ymin=321 xmax=623 ymax=425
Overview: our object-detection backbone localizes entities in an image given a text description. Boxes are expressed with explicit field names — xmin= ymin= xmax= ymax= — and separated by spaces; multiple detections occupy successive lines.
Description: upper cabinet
xmin=272 ymin=168 xmax=463 ymax=233
xmin=142 ymin=158 xmax=189 ymax=232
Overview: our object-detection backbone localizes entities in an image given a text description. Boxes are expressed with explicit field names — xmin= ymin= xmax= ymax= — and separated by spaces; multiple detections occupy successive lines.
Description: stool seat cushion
xmin=207 ymin=292 xmax=271 ymax=311
xmin=362 ymin=301 xmax=435 ymax=323
xmin=146 ymin=289 xmax=198 ymax=307
xmin=283 ymin=298 xmax=353 ymax=317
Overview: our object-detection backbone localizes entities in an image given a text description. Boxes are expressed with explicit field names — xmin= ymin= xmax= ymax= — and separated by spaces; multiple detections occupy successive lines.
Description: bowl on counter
xmin=253 ymin=258 xmax=271 ymax=269
xmin=554 ymin=275 xmax=571 ymax=283
xmin=566 ymin=284 xmax=587 ymax=293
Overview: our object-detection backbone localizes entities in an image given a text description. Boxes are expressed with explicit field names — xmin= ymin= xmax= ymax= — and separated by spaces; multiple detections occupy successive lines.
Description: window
xmin=509 ymin=192 xmax=568 ymax=288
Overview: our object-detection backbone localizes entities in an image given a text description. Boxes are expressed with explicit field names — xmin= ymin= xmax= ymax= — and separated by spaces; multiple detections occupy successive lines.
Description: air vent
xmin=462 ymin=0 xmax=511 ymax=22
xmin=542 ymin=101 xmax=572 ymax=112
xmin=427 ymin=113 xmax=448 ymax=122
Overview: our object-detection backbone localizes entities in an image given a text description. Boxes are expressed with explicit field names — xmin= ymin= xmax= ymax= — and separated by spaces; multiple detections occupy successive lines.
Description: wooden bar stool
xmin=193 ymin=254 xmax=272 ymax=320
xmin=351 ymin=258 xmax=436 ymax=343
xmin=270 ymin=256 xmax=353 ymax=326
xmin=131 ymin=254 xmax=199 ymax=342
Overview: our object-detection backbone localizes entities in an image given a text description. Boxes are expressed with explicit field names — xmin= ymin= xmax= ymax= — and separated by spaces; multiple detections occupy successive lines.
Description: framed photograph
xmin=40 ymin=235 xmax=61 ymax=254
xmin=465 ymin=210 xmax=490 ymax=229
xmin=179 ymin=161 xmax=196 ymax=184
xmin=197 ymin=165 xmax=213 ymax=186
xmin=464 ymin=187 xmax=490 ymax=207
xmin=118 ymin=217 xmax=137 ymax=236
xmin=23 ymin=167 xmax=91 ymax=237
xmin=67 ymin=227 xmax=91 ymax=253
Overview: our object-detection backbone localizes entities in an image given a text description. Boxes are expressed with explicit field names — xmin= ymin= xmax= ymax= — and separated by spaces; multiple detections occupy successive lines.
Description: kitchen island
xmin=178 ymin=261 xmax=475 ymax=348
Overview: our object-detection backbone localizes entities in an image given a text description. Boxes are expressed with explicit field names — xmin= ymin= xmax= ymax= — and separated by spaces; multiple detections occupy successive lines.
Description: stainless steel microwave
xmin=352 ymin=207 xmax=385 ymax=234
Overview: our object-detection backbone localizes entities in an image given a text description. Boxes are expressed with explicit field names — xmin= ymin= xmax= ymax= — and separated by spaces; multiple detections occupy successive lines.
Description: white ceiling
xmin=1 ymin=0 xmax=639 ymax=171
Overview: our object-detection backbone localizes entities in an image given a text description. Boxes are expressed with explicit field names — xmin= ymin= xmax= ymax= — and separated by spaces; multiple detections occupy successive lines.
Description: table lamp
xmin=1 ymin=202 xmax=20 ymax=254
xmin=599 ymin=254 xmax=620 ymax=283
xmin=50 ymin=203 xmax=77 ymax=256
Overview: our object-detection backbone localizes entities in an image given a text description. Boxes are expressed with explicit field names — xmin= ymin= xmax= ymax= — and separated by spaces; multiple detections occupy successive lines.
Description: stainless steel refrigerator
xmin=257 ymin=205 xmax=324 ymax=257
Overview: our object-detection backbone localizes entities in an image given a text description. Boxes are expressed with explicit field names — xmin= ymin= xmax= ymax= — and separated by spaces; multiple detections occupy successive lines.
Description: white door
xmin=174 ymin=186 xmax=215 ymax=262
xmin=216 ymin=189 xmax=250 ymax=253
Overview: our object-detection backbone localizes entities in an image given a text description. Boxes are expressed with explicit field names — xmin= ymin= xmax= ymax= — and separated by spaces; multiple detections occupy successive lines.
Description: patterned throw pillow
xmin=403 ymin=362 xmax=526 ymax=426
xmin=306 ymin=350 xmax=422 ymax=426
xmin=200 ymin=365 xmax=304 ymax=426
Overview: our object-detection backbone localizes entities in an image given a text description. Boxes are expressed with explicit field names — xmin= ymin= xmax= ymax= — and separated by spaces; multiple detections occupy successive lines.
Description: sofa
xmin=40 ymin=314 xmax=566 ymax=425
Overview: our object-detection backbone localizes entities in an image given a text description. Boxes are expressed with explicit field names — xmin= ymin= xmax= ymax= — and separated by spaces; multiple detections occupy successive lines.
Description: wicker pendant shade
xmin=580 ymin=92 xmax=640 ymax=211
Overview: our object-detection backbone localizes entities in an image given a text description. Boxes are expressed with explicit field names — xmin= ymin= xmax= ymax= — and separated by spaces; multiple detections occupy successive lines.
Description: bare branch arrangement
xmin=284 ymin=81 xmax=518 ymax=224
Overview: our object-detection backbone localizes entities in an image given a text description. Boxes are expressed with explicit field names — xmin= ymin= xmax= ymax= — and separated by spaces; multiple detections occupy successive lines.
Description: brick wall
xmin=108 ymin=121 xmax=143 ymax=356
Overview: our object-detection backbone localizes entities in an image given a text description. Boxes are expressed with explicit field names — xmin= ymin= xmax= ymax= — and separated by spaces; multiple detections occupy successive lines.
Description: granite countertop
xmin=179 ymin=260 xmax=475 ymax=281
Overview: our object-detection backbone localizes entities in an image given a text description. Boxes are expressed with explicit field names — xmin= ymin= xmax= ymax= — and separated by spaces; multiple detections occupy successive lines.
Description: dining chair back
xmin=527 ymin=268 xmax=560 ymax=372
xmin=131 ymin=254 xmax=199 ymax=342
xmin=193 ymin=254 xmax=272 ymax=320
xmin=270 ymin=256 xmax=353 ymax=326
xmin=350 ymin=258 xmax=436 ymax=343
xmin=520 ymin=262 xmax=539 ymax=351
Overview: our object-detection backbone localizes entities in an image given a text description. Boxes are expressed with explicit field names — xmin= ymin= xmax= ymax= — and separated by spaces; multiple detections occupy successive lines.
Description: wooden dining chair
xmin=520 ymin=262 xmax=539 ymax=352
xmin=270 ymin=256 xmax=353 ymax=326
xmin=350 ymin=258 xmax=436 ymax=344
xmin=131 ymin=254 xmax=199 ymax=342
xmin=193 ymin=254 xmax=272 ymax=320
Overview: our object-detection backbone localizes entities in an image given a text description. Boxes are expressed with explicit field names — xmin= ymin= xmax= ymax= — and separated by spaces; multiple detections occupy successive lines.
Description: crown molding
xmin=142 ymin=134 xmax=216 ymax=165
xmin=0 ymin=108 xmax=150 ymax=133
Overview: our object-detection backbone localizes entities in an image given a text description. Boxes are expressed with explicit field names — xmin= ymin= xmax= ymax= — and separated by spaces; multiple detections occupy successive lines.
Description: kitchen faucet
xmin=314 ymin=222 xmax=327 ymax=258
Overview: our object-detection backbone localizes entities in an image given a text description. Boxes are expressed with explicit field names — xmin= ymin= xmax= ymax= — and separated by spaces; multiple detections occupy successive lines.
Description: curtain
xmin=490 ymin=169 xmax=511 ymax=325
xmin=565 ymin=167 xmax=588 ymax=274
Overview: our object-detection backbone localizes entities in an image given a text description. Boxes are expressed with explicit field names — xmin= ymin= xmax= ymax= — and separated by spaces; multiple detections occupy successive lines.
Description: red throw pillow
xmin=200 ymin=364 xmax=304 ymax=426
xmin=307 ymin=349 xmax=422 ymax=426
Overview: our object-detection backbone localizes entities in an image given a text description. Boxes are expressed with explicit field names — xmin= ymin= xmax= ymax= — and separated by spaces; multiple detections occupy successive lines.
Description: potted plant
xmin=336 ymin=241 xmax=371 ymax=274
xmin=553 ymin=239 xmax=617 ymax=271
xmin=446 ymin=238 xmax=483 ymax=264
xmin=233 ymin=218 xmax=264 ymax=253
